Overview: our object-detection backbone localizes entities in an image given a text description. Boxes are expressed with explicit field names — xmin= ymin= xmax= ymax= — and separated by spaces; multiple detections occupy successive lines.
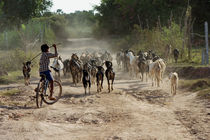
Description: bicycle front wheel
xmin=42 ymin=80 xmax=62 ymax=105
xmin=36 ymin=82 xmax=43 ymax=108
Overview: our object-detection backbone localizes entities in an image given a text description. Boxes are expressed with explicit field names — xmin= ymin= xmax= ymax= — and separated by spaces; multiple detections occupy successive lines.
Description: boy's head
xmin=41 ymin=44 xmax=49 ymax=52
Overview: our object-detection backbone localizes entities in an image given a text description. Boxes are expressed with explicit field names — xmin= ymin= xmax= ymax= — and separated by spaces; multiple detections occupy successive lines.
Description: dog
xmin=169 ymin=72 xmax=179 ymax=95
xmin=22 ymin=61 xmax=31 ymax=86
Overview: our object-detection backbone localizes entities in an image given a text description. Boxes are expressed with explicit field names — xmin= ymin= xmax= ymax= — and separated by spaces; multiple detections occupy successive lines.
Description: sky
xmin=50 ymin=0 xmax=101 ymax=13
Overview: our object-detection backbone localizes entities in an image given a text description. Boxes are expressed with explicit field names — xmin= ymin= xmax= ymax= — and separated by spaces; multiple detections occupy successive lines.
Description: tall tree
xmin=0 ymin=0 xmax=52 ymax=30
xmin=95 ymin=0 xmax=189 ymax=36
xmin=191 ymin=0 xmax=210 ymax=32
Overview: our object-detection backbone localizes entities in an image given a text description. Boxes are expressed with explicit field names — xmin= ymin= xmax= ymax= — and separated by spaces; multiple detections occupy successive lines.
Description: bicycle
xmin=35 ymin=74 xmax=62 ymax=108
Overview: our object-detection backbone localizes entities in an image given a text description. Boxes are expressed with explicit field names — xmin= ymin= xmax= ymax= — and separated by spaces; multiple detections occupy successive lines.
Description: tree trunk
xmin=187 ymin=15 xmax=192 ymax=61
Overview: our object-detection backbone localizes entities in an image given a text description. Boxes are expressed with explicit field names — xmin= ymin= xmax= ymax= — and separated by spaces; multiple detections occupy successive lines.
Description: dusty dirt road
xmin=0 ymin=39 xmax=209 ymax=140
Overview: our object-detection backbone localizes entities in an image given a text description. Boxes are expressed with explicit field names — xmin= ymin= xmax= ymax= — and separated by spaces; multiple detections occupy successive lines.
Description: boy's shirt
xmin=39 ymin=52 xmax=57 ymax=72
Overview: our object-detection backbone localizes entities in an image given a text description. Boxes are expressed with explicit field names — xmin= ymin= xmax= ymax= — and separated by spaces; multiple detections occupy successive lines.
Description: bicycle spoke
xmin=42 ymin=80 xmax=62 ymax=105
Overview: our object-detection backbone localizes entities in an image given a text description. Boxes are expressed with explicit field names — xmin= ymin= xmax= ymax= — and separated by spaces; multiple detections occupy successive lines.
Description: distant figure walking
xmin=173 ymin=48 xmax=179 ymax=63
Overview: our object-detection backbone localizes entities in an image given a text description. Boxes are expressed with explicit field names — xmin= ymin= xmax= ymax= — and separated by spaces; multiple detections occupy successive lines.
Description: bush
xmin=0 ymin=49 xmax=39 ymax=72
xmin=0 ymin=30 xmax=23 ymax=50
xmin=0 ymin=14 xmax=69 ymax=52
xmin=132 ymin=23 xmax=184 ymax=56
xmin=111 ymin=22 xmax=184 ymax=60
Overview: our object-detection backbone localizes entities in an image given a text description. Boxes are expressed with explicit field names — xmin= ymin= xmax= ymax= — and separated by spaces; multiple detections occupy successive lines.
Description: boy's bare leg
xmin=49 ymin=81 xmax=55 ymax=100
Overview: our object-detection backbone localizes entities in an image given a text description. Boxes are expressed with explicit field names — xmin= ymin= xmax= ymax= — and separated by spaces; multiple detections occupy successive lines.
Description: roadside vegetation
xmin=179 ymin=78 xmax=210 ymax=100
xmin=0 ymin=88 xmax=20 ymax=96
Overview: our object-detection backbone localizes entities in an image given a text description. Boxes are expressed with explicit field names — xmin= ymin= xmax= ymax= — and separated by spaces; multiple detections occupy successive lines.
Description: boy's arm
xmin=53 ymin=44 xmax=58 ymax=56
xmin=47 ymin=44 xmax=58 ymax=58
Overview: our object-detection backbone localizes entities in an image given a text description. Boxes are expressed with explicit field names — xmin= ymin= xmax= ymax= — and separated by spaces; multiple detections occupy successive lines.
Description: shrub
xmin=112 ymin=22 xmax=184 ymax=60
xmin=0 ymin=49 xmax=38 ymax=72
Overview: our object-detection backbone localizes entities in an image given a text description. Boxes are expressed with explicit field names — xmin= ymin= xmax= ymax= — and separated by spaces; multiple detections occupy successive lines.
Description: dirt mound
xmin=190 ymin=80 xmax=209 ymax=90
xmin=166 ymin=66 xmax=210 ymax=79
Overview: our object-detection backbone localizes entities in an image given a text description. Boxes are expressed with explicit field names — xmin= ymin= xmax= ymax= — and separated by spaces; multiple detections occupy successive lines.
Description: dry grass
xmin=197 ymin=88 xmax=210 ymax=100
xmin=179 ymin=78 xmax=210 ymax=100
xmin=179 ymin=78 xmax=210 ymax=91
xmin=0 ymin=88 xmax=20 ymax=96
xmin=0 ymin=71 xmax=24 ymax=84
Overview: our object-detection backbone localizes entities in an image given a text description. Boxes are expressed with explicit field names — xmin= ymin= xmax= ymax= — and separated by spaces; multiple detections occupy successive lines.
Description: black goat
xmin=82 ymin=70 xmax=91 ymax=95
xmin=96 ymin=66 xmax=104 ymax=93
xmin=105 ymin=61 xmax=115 ymax=92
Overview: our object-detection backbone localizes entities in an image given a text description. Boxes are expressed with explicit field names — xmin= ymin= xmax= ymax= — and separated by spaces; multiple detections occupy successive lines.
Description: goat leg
xmin=89 ymin=81 xmax=91 ymax=94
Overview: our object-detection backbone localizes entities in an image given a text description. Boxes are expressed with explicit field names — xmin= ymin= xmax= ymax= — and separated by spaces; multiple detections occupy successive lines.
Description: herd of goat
xmin=115 ymin=49 xmax=179 ymax=95
xmin=53 ymin=51 xmax=115 ymax=94
xmin=23 ymin=47 xmax=179 ymax=95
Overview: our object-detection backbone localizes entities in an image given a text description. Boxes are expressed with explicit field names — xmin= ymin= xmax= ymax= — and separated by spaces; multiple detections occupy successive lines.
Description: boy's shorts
xmin=40 ymin=70 xmax=53 ymax=81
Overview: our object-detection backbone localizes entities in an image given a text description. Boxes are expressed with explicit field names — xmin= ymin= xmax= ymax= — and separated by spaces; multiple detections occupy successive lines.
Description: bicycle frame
xmin=36 ymin=74 xmax=62 ymax=108
xmin=40 ymin=77 xmax=49 ymax=97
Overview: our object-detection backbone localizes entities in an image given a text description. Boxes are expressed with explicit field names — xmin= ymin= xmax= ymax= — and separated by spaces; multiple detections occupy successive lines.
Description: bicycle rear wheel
xmin=42 ymin=80 xmax=62 ymax=105
xmin=36 ymin=82 xmax=43 ymax=108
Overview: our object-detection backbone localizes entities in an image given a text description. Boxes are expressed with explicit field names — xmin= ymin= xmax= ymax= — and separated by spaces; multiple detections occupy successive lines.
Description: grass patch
xmin=179 ymin=78 xmax=210 ymax=92
xmin=179 ymin=78 xmax=210 ymax=100
xmin=167 ymin=62 xmax=205 ymax=68
xmin=0 ymin=71 xmax=23 ymax=84
xmin=167 ymin=48 xmax=204 ymax=67
xmin=0 ymin=88 xmax=20 ymax=96
xmin=197 ymin=88 xmax=210 ymax=100
xmin=179 ymin=79 xmax=210 ymax=101
xmin=0 ymin=66 xmax=39 ymax=85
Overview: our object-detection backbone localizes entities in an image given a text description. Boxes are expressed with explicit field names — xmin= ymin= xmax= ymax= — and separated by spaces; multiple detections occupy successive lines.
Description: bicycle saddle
xmin=40 ymin=74 xmax=46 ymax=81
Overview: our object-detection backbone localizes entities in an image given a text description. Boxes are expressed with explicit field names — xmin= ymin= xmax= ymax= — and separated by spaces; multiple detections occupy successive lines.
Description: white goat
xmin=169 ymin=72 xmax=179 ymax=95
xmin=156 ymin=59 xmax=166 ymax=82
xmin=149 ymin=61 xmax=162 ymax=87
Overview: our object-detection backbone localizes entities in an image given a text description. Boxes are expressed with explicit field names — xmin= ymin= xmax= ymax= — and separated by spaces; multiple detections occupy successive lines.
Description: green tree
xmin=0 ymin=0 xmax=52 ymax=30
xmin=191 ymin=0 xmax=210 ymax=32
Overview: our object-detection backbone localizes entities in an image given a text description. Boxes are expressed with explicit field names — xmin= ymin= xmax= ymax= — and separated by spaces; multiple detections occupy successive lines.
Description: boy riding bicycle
xmin=39 ymin=44 xmax=58 ymax=100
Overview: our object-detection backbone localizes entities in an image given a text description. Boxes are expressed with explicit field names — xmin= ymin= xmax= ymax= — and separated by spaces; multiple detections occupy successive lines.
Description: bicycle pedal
xmin=34 ymin=88 xmax=39 ymax=92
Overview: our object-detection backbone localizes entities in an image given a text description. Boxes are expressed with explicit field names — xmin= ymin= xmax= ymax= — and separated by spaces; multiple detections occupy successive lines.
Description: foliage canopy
xmin=0 ymin=0 xmax=52 ymax=30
